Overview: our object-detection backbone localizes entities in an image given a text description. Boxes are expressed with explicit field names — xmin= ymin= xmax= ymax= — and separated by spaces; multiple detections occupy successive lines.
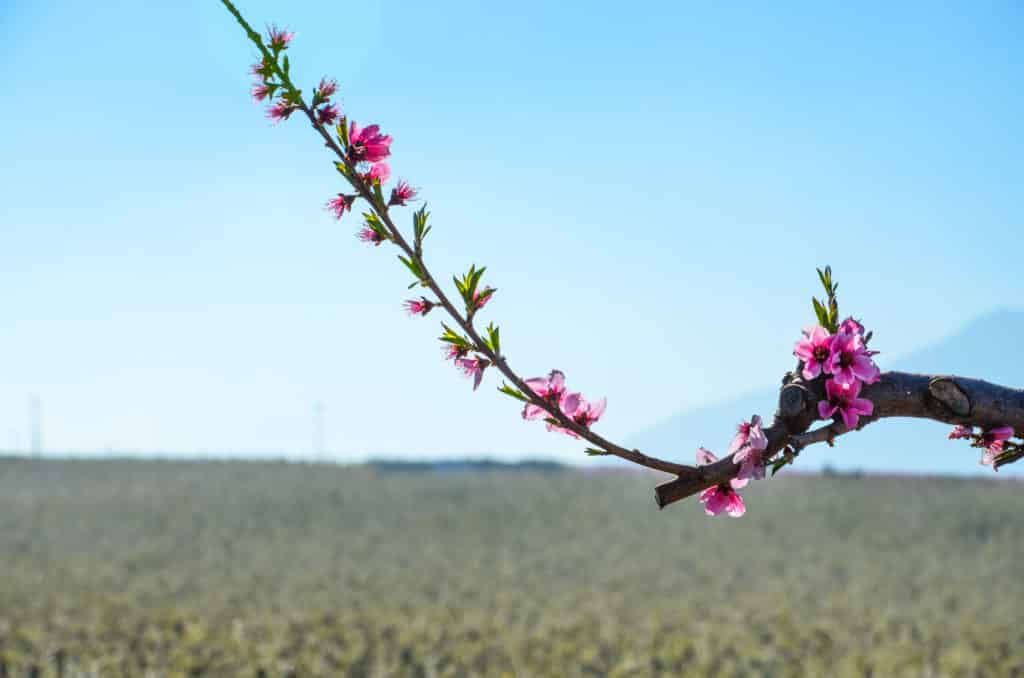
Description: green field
xmin=0 ymin=459 xmax=1021 ymax=677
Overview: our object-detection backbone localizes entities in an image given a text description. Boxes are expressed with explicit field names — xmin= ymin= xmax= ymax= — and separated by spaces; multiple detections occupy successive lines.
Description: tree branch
xmin=654 ymin=371 xmax=1024 ymax=508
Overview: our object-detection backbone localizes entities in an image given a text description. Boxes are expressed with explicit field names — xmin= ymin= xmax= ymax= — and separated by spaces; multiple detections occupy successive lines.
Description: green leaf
xmin=484 ymin=323 xmax=501 ymax=355
xmin=337 ymin=119 xmax=350 ymax=147
xmin=439 ymin=324 xmax=471 ymax=349
xmin=334 ymin=161 xmax=350 ymax=177
xmin=584 ymin=448 xmax=609 ymax=456
xmin=398 ymin=255 xmax=427 ymax=287
xmin=770 ymin=458 xmax=788 ymax=477
xmin=812 ymin=297 xmax=830 ymax=328
xmin=372 ymin=180 xmax=386 ymax=208
xmin=498 ymin=383 xmax=529 ymax=403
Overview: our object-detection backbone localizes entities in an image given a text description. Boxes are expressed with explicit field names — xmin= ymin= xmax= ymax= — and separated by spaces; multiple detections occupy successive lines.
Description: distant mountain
xmin=628 ymin=309 xmax=1024 ymax=476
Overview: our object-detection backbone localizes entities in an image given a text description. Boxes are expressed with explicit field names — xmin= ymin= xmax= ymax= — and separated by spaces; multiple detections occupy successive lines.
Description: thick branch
xmin=654 ymin=371 xmax=1024 ymax=509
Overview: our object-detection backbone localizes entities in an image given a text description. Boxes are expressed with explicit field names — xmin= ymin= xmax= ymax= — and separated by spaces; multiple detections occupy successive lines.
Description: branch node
xmin=928 ymin=377 xmax=972 ymax=417
xmin=779 ymin=383 xmax=809 ymax=419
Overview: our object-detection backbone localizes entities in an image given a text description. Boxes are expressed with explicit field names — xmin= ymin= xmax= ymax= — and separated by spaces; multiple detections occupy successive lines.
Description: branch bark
xmin=654 ymin=371 xmax=1024 ymax=509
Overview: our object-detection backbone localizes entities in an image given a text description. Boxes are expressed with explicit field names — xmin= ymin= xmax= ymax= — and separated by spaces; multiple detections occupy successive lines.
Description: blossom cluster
xmin=695 ymin=415 xmax=768 ymax=517
xmin=520 ymin=370 xmax=606 ymax=439
xmin=795 ymin=318 xmax=879 ymax=430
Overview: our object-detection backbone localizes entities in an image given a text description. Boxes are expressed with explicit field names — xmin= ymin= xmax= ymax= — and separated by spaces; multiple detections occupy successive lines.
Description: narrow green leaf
xmin=584 ymin=448 xmax=609 ymax=456
xmin=812 ymin=297 xmax=829 ymax=328
xmin=498 ymin=383 xmax=529 ymax=403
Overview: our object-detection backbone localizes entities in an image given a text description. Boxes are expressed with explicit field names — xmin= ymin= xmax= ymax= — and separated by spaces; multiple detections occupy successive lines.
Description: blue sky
xmin=1 ymin=1 xmax=1021 ymax=461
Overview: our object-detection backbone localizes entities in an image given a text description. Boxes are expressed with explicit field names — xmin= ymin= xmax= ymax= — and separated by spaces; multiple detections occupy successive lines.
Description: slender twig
xmin=221 ymin=0 xmax=690 ymax=477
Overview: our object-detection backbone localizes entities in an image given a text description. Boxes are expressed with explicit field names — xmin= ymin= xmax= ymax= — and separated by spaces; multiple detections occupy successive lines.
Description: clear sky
xmin=1 ymin=1 xmax=1021 ymax=461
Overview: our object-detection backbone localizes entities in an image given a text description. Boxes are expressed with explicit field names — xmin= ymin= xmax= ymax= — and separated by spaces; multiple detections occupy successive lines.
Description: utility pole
xmin=30 ymin=395 xmax=43 ymax=456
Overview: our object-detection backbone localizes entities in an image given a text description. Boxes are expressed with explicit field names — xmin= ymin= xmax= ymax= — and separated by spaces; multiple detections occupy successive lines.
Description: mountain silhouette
xmin=627 ymin=309 xmax=1024 ymax=476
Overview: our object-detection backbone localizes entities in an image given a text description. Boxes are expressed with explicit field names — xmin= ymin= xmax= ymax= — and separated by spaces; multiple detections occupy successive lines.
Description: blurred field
xmin=0 ymin=459 xmax=1021 ymax=677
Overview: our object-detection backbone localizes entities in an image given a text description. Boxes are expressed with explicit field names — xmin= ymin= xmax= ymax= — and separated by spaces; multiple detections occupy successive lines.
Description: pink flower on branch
xmin=472 ymin=288 xmax=494 ymax=312
xmin=443 ymin=345 xmax=469 ymax=362
xmin=348 ymin=122 xmax=392 ymax=164
xmin=266 ymin=100 xmax=297 ymax=124
xmin=250 ymin=61 xmax=273 ymax=81
xmin=251 ymin=83 xmax=271 ymax=102
xmin=389 ymin=180 xmax=418 ymax=207
xmin=266 ymin=25 xmax=295 ymax=50
xmin=549 ymin=392 xmax=606 ymax=438
xmin=317 ymin=104 xmax=341 ymax=127
xmin=818 ymin=379 xmax=874 ymax=430
xmin=455 ymin=356 xmax=490 ymax=390
xmin=404 ymin=298 xmax=435 ymax=317
xmin=978 ymin=426 xmax=1014 ymax=467
xmin=731 ymin=415 xmax=768 ymax=481
xmin=363 ymin=162 xmax=391 ymax=185
xmin=356 ymin=225 xmax=386 ymax=246
xmin=729 ymin=414 xmax=767 ymax=455
xmin=826 ymin=332 xmax=880 ymax=387
xmin=522 ymin=370 xmax=567 ymax=421
xmin=839 ymin=317 xmax=866 ymax=336
xmin=325 ymin=194 xmax=355 ymax=220
xmin=696 ymin=447 xmax=747 ymax=517
xmin=794 ymin=325 xmax=833 ymax=380
xmin=948 ymin=425 xmax=974 ymax=440
xmin=317 ymin=77 xmax=338 ymax=99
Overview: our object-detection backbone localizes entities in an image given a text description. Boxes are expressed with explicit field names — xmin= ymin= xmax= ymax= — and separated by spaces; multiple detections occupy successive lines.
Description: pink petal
xmin=696 ymin=447 xmax=718 ymax=465
xmin=726 ymin=492 xmax=746 ymax=517
xmin=818 ymin=401 xmax=838 ymax=420
xmin=850 ymin=398 xmax=874 ymax=417
xmin=522 ymin=403 xmax=545 ymax=420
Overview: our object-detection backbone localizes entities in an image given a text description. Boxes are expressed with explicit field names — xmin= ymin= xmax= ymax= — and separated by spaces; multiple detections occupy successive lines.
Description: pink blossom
xmin=325 ymin=194 xmax=354 ymax=220
xmin=443 ymin=344 xmax=469 ymax=362
xmin=356 ymin=225 xmax=386 ymax=246
xmin=980 ymin=426 xmax=1014 ymax=446
xmin=404 ymin=298 xmax=435 ymax=317
xmin=826 ymin=332 xmax=880 ymax=386
xmin=251 ymin=83 xmax=271 ymax=102
xmin=695 ymin=448 xmax=747 ymax=517
xmin=267 ymin=25 xmax=295 ymax=50
xmin=364 ymin=162 xmax=391 ymax=184
xmin=794 ymin=326 xmax=834 ymax=380
xmin=317 ymin=104 xmax=341 ymax=127
xmin=549 ymin=392 xmax=606 ymax=438
xmin=818 ymin=379 xmax=874 ymax=430
xmin=522 ymin=370 xmax=567 ymax=420
xmin=455 ymin=356 xmax=490 ymax=390
xmin=266 ymin=100 xmax=297 ymax=124
xmin=732 ymin=415 xmax=768 ymax=481
xmin=472 ymin=288 xmax=494 ymax=312
xmin=389 ymin=180 xmax=419 ymax=206
xmin=979 ymin=426 xmax=1014 ymax=467
xmin=348 ymin=122 xmax=392 ymax=163
xmin=250 ymin=61 xmax=273 ymax=81
xmin=729 ymin=414 xmax=767 ymax=455
xmin=839 ymin=317 xmax=865 ymax=336
xmin=317 ymin=77 xmax=338 ymax=99
xmin=948 ymin=425 xmax=974 ymax=440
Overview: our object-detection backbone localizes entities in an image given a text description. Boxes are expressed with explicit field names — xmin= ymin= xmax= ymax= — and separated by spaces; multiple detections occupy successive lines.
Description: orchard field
xmin=0 ymin=458 xmax=1021 ymax=677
